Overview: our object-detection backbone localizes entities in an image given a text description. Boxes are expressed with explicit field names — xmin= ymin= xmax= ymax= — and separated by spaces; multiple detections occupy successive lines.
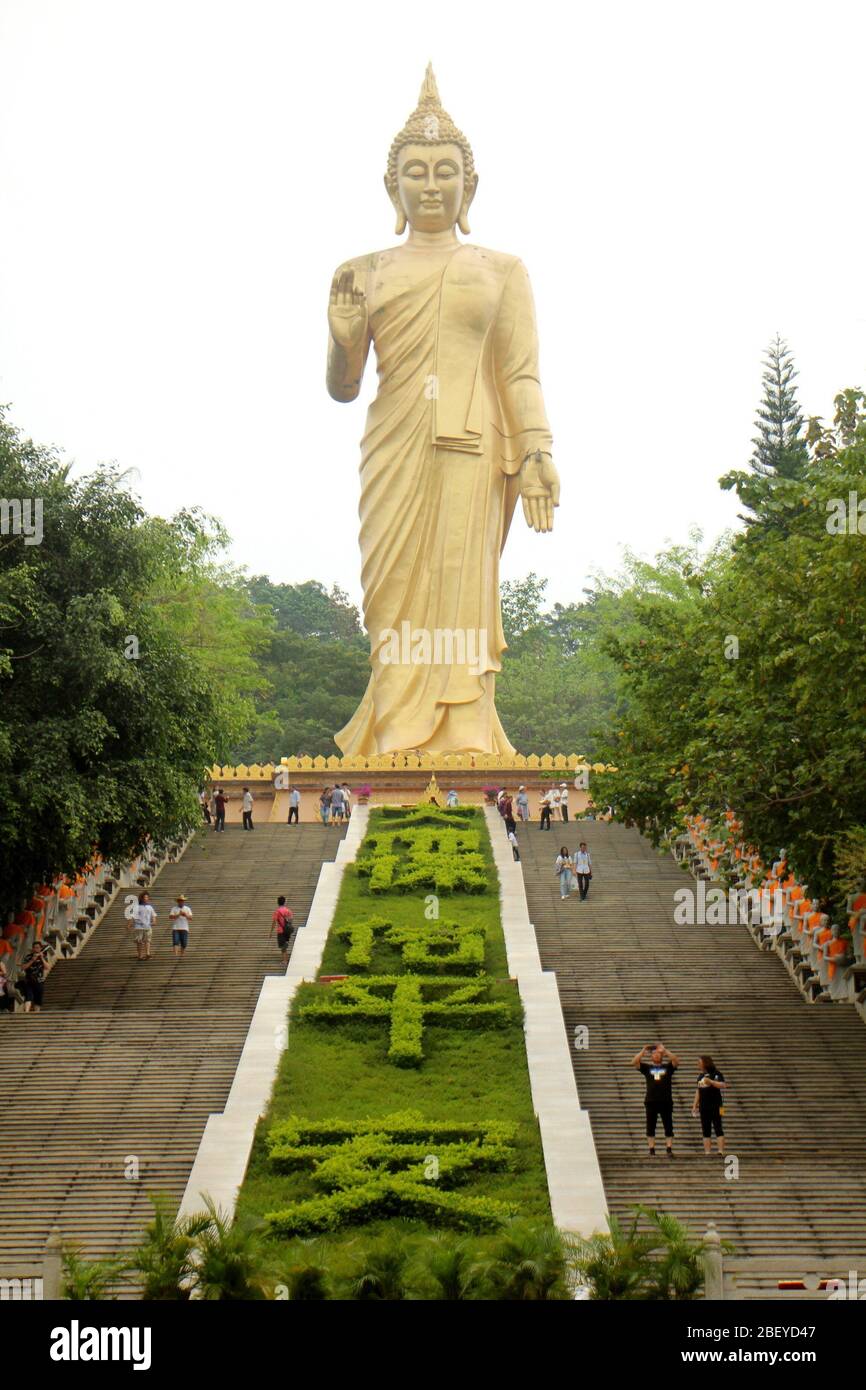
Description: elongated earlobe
xmin=458 ymin=173 xmax=478 ymax=236
xmin=384 ymin=174 xmax=407 ymax=236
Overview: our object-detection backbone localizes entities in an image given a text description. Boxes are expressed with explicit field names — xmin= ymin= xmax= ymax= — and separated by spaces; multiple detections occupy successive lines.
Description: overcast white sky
xmin=2 ymin=0 xmax=864 ymax=614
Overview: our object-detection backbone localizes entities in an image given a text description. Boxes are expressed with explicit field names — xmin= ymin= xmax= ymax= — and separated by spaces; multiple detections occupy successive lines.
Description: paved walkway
xmin=0 ymin=823 xmax=344 ymax=1265
xmin=515 ymin=818 xmax=866 ymax=1260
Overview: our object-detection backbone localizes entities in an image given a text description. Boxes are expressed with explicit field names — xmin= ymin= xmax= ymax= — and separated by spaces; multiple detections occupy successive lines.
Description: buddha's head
xmin=385 ymin=64 xmax=477 ymax=236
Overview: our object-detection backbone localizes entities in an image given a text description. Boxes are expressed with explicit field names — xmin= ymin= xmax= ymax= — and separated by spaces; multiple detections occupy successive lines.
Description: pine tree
xmin=750 ymin=335 xmax=809 ymax=479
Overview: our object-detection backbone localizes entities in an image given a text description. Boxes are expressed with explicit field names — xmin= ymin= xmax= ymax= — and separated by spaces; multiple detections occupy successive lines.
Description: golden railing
xmin=208 ymin=754 xmax=617 ymax=780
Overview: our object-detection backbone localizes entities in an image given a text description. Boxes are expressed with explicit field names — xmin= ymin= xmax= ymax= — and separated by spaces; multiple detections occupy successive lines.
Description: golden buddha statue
xmin=329 ymin=64 xmax=559 ymax=757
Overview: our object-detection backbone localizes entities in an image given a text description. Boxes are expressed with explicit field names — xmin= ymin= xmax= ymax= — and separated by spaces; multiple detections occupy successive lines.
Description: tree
xmin=720 ymin=336 xmax=810 ymax=529
xmin=230 ymin=579 xmax=369 ymax=761
xmin=592 ymin=386 xmax=866 ymax=907
xmin=0 ymin=409 xmax=268 ymax=923
xmin=749 ymin=335 xmax=809 ymax=480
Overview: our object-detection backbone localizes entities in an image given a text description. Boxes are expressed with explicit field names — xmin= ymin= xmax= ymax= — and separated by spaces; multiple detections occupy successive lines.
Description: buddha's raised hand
xmin=519 ymin=450 xmax=560 ymax=533
xmin=328 ymin=269 xmax=368 ymax=350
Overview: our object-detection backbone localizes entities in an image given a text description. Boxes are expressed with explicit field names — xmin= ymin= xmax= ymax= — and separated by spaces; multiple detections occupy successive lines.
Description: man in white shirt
xmin=559 ymin=783 xmax=569 ymax=823
xmin=288 ymin=786 xmax=300 ymax=825
xmin=242 ymin=787 xmax=254 ymax=831
xmin=549 ymin=785 xmax=561 ymax=822
xmin=574 ymin=842 xmax=593 ymax=900
xmin=342 ymin=784 xmax=352 ymax=818
xmin=168 ymin=894 xmax=193 ymax=958
xmin=132 ymin=892 xmax=157 ymax=961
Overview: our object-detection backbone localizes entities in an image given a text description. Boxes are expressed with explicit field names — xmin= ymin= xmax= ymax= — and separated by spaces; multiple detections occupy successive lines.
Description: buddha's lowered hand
xmin=519 ymin=450 xmax=560 ymax=533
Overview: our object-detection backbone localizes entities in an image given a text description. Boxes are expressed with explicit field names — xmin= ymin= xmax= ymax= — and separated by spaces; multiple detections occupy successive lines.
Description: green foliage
xmin=335 ymin=915 xmax=392 ymax=969
xmin=0 ymin=409 xmax=267 ymax=922
xmin=591 ymin=387 xmax=866 ymax=905
xmin=357 ymin=817 xmax=488 ymax=896
xmin=386 ymin=919 xmax=486 ymax=973
xmin=343 ymin=1228 xmax=417 ymax=1300
xmin=232 ymin=578 xmax=368 ymax=760
xmin=266 ymin=1178 xmax=516 ymax=1239
xmin=236 ymin=806 xmax=549 ymax=1258
xmin=60 ymin=1248 xmax=130 ymax=1300
xmin=191 ymin=1197 xmax=268 ymax=1301
xmin=130 ymin=1194 xmax=211 ymax=1300
xmin=298 ymin=975 xmax=512 ymax=1067
xmin=831 ymin=826 xmax=866 ymax=902
xmin=573 ymin=1208 xmax=714 ymax=1301
xmin=408 ymin=1231 xmax=490 ymax=1300
xmin=483 ymin=1220 xmax=577 ymax=1301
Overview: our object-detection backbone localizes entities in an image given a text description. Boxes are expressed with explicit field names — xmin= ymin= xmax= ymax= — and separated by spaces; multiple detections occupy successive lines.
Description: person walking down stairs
xmin=555 ymin=847 xmax=575 ymax=899
xmin=241 ymin=787 xmax=255 ymax=831
xmin=168 ymin=895 xmax=193 ymax=959
xmin=574 ymin=842 xmax=592 ymax=900
xmin=131 ymin=892 xmax=157 ymax=961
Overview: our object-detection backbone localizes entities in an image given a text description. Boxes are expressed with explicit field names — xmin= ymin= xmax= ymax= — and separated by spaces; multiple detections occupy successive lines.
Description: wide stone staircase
xmin=0 ymin=823 xmax=344 ymax=1267
xmin=517 ymin=819 xmax=866 ymax=1262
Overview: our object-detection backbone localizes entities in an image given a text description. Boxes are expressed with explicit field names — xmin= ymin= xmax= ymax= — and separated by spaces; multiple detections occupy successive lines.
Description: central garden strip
xmin=235 ymin=805 xmax=552 ymax=1257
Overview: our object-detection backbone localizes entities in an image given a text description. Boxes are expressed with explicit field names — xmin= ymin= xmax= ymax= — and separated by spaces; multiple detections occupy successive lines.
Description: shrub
xmin=483 ymin=1220 xmax=577 ymax=1300
xmin=335 ymin=915 xmax=392 ymax=970
xmin=298 ymin=975 xmax=512 ymax=1066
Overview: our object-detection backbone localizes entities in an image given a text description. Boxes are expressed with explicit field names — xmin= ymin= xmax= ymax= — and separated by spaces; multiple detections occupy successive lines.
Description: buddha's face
xmin=394 ymin=142 xmax=468 ymax=233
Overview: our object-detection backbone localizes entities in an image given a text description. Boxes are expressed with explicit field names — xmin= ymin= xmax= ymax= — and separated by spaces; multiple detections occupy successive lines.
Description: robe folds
xmin=334 ymin=242 xmax=552 ymax=756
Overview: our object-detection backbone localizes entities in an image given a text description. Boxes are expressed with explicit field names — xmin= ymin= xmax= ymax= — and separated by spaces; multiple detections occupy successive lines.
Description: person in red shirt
xmin=269 ymin=896 xmax=294 ymax=964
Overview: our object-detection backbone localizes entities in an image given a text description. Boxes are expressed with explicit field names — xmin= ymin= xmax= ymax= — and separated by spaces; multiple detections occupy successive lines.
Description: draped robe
xmin=332 ymin=242 xmax=552 ymax=755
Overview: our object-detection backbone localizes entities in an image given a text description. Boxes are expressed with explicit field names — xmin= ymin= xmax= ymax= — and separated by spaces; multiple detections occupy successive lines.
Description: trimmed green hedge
xmin=235 ymin=802 xmax=551 ymax=1253
xmin=299 ymin=975 xmax=513 ymax=1067
xmin=265 ymin=1177 xmax=516 ymax=1237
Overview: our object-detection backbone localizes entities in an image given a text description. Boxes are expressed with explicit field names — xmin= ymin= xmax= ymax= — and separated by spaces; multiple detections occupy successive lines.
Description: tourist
xmin=319 ymin=787 xmax=332 ymax=826
xmin=508 ymin=828 xmax=520 ymax=862
xmin=559 ymin=783 xmax=569 ymax=823
xmin=270 ymin=895 xmax=294 ymax=964
xmin=446 ymin=788 xmax=459 ymax=808
xmin=342 ymin=783 xmax=352 ymax=818
xmin=539 ymin=789 xmax=552 ymax=831
xmin=132 ymin=891 xmax=157 ymax=961
xmin=549 ymin=784 xmax=562 ymax=822
xmin=516 ymin=786 xmax=529 ymax=822
xmin=632 ymin=1042 xmax=679 ymax=1157
xmin=287 ymin=785 xmax=300 ymax=824
xmin=208 ymin=786 xmax=218 ymax=825
xmin=574 ymin=842 xmax=592 ymax=900
xmin=692 ymin=1054 xmax=727 ymax=1156
xmin=214 ymin=788 xmax=227 ymax=833
xmin=199 ymin=788 xmax=212 ymax=825
xmin=330 ymin=783 xmax=345 ymax=825
xmin=168 ymin=894 xmax=193 ymax=958
xmin=21 ymin=941 xmax=48 ymax=1012
xmin=555 ymin=846 xmax=575 ymax=899
xmin=0 ymin=959 xmax=18 ymax=1013
xmin=241 ymin=786 xmax=255 ymax=831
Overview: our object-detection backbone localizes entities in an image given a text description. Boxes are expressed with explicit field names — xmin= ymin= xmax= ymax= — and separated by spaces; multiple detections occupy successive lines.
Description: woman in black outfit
xmin=692 ymin=1054 xmax=727 ymax=1155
